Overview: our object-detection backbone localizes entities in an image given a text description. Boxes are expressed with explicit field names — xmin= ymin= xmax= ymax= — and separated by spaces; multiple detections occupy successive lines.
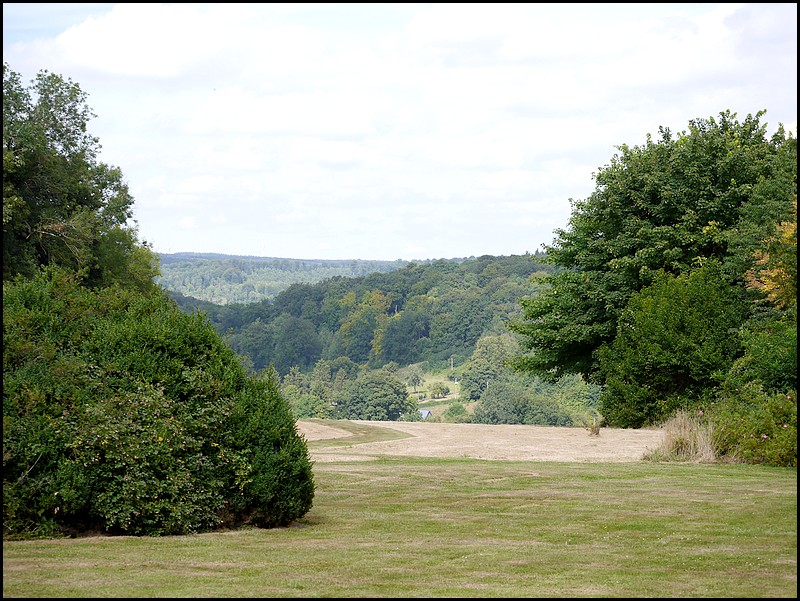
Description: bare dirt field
xmin=296 ymin=419 xmax=665 ymax=463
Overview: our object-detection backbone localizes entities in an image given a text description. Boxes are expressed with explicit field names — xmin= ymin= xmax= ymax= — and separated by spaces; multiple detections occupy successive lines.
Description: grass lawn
xmin=3 ymin=458 xmax=796 ymax=597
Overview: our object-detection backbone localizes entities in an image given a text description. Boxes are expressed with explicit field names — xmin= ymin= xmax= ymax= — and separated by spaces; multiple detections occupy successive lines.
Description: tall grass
xmin=3 ymin=458 xmax=796 ymax=597
xmin=644 ymin=410 xmax=716 ymax=462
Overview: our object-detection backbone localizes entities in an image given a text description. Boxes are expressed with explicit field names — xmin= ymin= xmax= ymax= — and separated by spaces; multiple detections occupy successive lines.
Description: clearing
xmin=296 ymin=419 xmax=665 ymax=462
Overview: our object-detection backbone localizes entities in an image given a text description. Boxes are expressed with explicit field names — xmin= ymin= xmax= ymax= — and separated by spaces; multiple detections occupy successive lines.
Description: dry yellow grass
xmin=297 ymin=419 xmax=665 ymax=462
xmin=643 ymin=410 xmax=717 ymax=462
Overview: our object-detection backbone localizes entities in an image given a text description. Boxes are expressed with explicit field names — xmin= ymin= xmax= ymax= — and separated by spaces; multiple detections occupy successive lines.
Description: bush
xmin=473 ymin=380 xmax=573 ymax=426
xmin=598 ymin=263 xmax=749 ymax=428
xmin=3 ymin=267 xmax=314 ymax=538
xmin=643 ymin=386 xmax=796 ymax=467
xmin=710 ymin=383 xmax=796 ymax=467
xmin=224 ymin=372 xmax=315 ymax=529
xmin=443 ymin=402 xmax=472 ymax=423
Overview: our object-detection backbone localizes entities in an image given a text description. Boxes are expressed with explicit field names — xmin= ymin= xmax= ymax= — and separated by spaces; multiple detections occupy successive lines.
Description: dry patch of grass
xmin=301 ymin=419 xmax=414 ymax=448
xmin=300 ymin=419 xmax=665 ymax=463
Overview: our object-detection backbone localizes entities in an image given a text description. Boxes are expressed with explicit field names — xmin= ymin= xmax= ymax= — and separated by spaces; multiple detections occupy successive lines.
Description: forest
xmin=156 ymin=253 xmax=413 ymax=304
xmin=167 ymin=252 xmax=552 ymax=372
xmin=165 ymin=251 xmax=601 ymax=428
xmin=2 ymin=63 xmax=797 ymax=541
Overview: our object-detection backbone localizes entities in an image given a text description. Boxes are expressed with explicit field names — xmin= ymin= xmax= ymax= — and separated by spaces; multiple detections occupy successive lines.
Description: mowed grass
xmin=3 ymin=455 xmax=796 ymax=598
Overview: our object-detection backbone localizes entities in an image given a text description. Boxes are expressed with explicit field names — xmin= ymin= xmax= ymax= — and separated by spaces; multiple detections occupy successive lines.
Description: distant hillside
xmin=167 ymin=252 xmax=553 ymax=374
xmin=156 ymin=253 xmax=471 ymax=304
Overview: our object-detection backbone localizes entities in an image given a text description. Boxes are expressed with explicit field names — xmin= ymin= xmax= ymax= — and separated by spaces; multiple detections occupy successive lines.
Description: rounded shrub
xmin=3 ymin=267 xmax=314 ymax=538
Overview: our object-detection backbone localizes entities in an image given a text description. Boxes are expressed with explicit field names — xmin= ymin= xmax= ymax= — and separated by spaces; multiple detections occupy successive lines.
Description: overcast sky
xmin=3 ymin=3 xmax=797 ymax=261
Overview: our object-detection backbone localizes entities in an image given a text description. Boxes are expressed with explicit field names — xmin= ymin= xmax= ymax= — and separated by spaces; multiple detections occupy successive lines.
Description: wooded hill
xmin=157 ymin=252 xmax=477 ymax=304
xmin=167 ymin=252 xmax=552 ymax=375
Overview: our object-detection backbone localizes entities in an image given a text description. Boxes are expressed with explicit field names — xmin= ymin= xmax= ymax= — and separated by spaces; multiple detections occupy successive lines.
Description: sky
xmin=3 ymin=3 xmax=797 ymax=261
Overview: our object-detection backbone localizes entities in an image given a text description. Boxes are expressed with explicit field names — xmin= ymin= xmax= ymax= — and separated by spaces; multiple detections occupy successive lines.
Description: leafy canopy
xmin=3 ymin=63 xmax=158 ymax=290
xmin=597 ymin=262 xmax=749 ymax=427
xmin=510 ymin=110 xmax=797 ymax=384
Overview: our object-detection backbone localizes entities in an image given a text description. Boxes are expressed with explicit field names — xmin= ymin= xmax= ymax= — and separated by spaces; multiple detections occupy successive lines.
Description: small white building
xmin=419 ymin=409 xmax=432 ymax=420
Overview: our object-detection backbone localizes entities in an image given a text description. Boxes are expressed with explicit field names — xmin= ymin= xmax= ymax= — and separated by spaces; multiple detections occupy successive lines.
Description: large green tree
xmin=334 ymin=371 xmax=414 ymax=421
xmin=3 ymin=63 xmax=157 ymax=290
xmin=510 ymin=110 xmax=797 ymax=384
xmin=597 ymin=262 xmax=749 ymax=427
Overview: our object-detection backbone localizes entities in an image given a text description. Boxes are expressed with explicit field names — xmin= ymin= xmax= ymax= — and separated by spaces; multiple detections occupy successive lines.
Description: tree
xmin=334 ymin=371 xmax=411 ymax=421
xmin=459 ymin=333 xmax=518 ymax=401
xmin=429 ymin=381 xmax=450 ymax=399
xmin=3 ymin=63 xmax=158 ymax=290
xmin=509 ymin=111 xmax=796 ymax=385
xmin=406 ymin=366 xmax=423 ymax=393
xmin=744 ymin=196 xmax=797 ymax=310
xmin=725 ymin=197 xmax=797 ymax=395
xmin=597 ymin=262 xmax=749 ymax=427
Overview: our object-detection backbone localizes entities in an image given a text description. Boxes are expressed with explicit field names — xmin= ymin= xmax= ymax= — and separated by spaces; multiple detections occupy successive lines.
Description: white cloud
xmin=3 ymin=2 xmax=796 ymax=260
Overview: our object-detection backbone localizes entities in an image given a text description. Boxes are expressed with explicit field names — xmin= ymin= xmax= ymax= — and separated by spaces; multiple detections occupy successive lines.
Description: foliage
xmin=709 ymin=384 xmax=796 ymax=467
xmin=473 ymin=380 xmax=574 ymax=426
xmin=3 ymin=267 xmax=314 ymax=538
xmin=744 ymin=196 xmax=797 ymax=309
xmin=429 ymin=381 xmax=450 ymax=399
xmin=442 ymin=402 xmax=471 ymax=423
xmin=510 ymin=110 xmax=796 ymax=383
xmin=3 ymin=63 xmax=158 ymax=291
xmin=644 ymin=386 xmax=796 ymax=468
xmin=724 ymin=303 xmax=797 ymax=394
xmin=282 ymin=357 xmax=363 ymax=419
xmin=459 ymin=333 xmax=599 ymax=426
xmin=169 ymin=253 xmax=553 ymax=376
xmin=547 ymin=373 xmax=601 ymax=418
xmin=333 ymin=371 xmax=415 ymax=421
xmin=597 ymin=262 xmax=749 ymax=427
xmin=224 ymin=370 xmax=315 ymax=528
xmin=458 ymin=333 xmax=519 ymax=401
xmin=405 ymin=366 xmax=424 ymax=393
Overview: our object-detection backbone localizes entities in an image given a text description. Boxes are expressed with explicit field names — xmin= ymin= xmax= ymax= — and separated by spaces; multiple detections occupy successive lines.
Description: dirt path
xmin=296 ymin=419 xmax=665 ymax=463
